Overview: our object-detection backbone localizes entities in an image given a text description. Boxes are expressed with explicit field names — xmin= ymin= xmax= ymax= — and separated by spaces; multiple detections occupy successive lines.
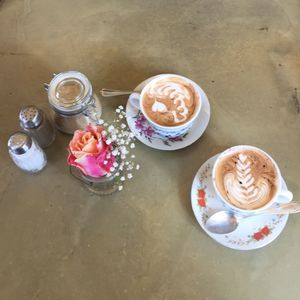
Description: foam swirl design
xmin=142 ymin=77 xmax=197 ymax=126
xmin=148 ymin=82 xmax=190 ymax=123
xmin=224 ymin=154 xmax=272 ymax=208
xmin=215 ymin=151 xmax=278 ymax=210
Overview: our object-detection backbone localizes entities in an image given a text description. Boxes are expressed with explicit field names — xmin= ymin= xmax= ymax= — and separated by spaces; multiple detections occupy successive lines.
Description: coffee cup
xmin=212 ymin=145 xmax=293 ymax=214
xmin=130 ymin=74 xmax=202 ymax=138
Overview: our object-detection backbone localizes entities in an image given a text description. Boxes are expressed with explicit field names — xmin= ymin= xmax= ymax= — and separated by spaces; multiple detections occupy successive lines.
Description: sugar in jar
xmin=45 ymin=71 xmax=102 ymax=134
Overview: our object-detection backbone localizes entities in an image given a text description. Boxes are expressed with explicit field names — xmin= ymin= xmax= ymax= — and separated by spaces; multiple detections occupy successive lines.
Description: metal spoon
xmin=205 ymin=202 xmax=300 ymax=234
xmin=100 ymin=88 xmax=137 ymax=97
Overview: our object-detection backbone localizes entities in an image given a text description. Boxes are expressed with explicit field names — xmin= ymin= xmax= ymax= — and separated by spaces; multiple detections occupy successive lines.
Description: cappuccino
xmin=214 ymin=148 xmax=279 ymax=210
xmin=141 ymin=76 xmax=199 ymax=127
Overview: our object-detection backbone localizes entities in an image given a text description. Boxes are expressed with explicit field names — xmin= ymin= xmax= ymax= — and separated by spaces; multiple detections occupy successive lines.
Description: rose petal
xmin=96 ymin=149 xmax=116 ymax=172
xmin=67 ymin=152 xmax=87 ymax=174
xmin=76 ymin=154 xmax=108 ymax=177
xmin=87 ymin=124 xmax=103 ymax=140
xmin=82 ymin=137 xmax=98 ymax=154
xmin=96 ymin=139 xmax=104 ymax=153
xmin=67 ymin=125 xmax=114 ymax=177
xmin=69 ymin=126 xmax=105 ymax=158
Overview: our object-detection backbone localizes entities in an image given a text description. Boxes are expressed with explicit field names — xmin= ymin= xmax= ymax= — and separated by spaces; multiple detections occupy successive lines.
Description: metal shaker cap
xmin=8 ymin=132 xmax=32 ymax=154
xmin=19 ymin=105 xmax=43 ymax=129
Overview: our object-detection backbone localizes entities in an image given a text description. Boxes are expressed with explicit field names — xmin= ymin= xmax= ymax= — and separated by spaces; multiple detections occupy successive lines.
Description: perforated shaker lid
xmin=19 ymin=105 xmax=43 ymax=129
xmin=8 ymin=132 xmax=32 ymax=154
xmin=47 ymin=71 xmax=93 ymax=115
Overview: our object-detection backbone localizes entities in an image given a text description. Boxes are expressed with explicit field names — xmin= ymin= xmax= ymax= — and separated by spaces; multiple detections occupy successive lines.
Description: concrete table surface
xmin=0 ymin=1 xmax=300 ymax=299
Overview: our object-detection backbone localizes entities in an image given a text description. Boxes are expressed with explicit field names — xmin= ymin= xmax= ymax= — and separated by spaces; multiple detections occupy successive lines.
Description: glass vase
xmin=69 ymin=166 xmax=119 ymax=195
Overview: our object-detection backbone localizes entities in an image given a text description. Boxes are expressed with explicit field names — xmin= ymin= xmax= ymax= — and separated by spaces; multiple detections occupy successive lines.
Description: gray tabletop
xmin=0 ymin=1 xmax=299 ymax=299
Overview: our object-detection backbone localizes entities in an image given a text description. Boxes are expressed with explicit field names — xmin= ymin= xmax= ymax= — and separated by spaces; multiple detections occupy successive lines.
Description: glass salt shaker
xmin=19 ymin=105 xmax=56 ymax=148
xmin=44 ymin=70 xmax=102 ymax=134
xmin=8 ymin=132 xmax=47 ymax=174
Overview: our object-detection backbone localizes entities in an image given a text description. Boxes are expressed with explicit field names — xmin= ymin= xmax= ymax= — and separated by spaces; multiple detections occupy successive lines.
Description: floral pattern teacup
xmin=129 ymin=74 xmax=202 ymax=138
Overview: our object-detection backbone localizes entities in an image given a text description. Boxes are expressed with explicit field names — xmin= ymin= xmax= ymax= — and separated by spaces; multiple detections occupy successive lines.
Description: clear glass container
xmin=45 ymin=71 xmax=102 ymax=134
xmin=69 ymin=166 xmax=120 ymax=195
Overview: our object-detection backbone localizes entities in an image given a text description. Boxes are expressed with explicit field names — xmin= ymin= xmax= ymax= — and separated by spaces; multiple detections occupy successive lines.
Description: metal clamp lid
xmin=8 ymin=132 xmax=32 ymax=154
xmin=19 ymin=105 xmax=43 ymax=129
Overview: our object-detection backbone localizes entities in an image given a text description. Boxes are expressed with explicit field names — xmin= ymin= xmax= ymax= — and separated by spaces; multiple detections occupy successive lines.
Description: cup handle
xmin=276 ymin=189 xmax=293 ymax=203
xmin=129 ymin=92 xmax=141 ymax=110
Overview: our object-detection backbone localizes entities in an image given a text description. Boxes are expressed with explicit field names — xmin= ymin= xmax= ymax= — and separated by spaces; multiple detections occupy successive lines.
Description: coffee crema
xmin=215 ymin=149 xmax=279 ymax=210
xmin=142 ymin=77 xmax=198 ymax=127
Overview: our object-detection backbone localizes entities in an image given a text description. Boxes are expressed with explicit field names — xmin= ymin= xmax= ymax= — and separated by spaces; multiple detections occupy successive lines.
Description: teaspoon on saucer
xmin=205 ymin=202 xmax=300 ymax=234
xmin=100 ymin=88 xmax=137 ymax=97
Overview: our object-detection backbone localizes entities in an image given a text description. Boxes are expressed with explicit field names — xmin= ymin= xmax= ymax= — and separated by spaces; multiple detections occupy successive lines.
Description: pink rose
xmin=67 ymin=125 xmax=115 ymax=177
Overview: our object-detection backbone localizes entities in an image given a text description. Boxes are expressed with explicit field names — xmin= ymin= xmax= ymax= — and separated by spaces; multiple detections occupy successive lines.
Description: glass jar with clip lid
xmin=44 ymin=71 xmax=102 ymax=134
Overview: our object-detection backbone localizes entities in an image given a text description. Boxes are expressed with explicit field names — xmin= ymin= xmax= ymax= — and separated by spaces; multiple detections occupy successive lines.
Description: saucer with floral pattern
xmin=126 ymin=76 xmax=210 ymax=151
xmin=191 ymin=154 xmax=291 ymax=250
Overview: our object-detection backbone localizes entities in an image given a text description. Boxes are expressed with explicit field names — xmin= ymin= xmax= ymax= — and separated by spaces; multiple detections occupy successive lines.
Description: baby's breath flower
xmin=121 ymin=147 xmax=128 ymax=154
xmin=91 ymin=107 xmax=139 ymax=189
xmin=108 ymin=125 xmax=115 ymax=132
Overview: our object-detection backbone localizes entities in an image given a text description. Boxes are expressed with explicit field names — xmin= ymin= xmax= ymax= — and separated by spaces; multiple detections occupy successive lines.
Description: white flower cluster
xmin=96 ymin=105 xmax=140 ymax=191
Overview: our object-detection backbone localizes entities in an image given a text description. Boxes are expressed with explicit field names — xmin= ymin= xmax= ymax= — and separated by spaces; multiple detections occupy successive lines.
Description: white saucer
xmin=126 ymin=76 xmax=211 ymax=151
xmin=191 ymin=154 xmax=292 ymax=250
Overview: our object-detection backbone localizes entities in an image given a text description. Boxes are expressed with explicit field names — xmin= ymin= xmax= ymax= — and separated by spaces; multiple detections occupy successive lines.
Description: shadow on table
xmin=0 ymin=47 xmax=58 ymax=163
xmin=89 ymin=51 xmax=180 ymax=113
xmin=176 ymin=132 xmax=230 ymax=221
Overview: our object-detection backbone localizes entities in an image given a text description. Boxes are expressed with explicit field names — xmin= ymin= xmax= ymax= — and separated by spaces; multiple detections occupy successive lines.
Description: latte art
xmin=148 ymin=82 xmax=190 ymax=122
xmin=142 ymin=77 xmax=198 ymax=126
xmin=223 ymin=154 xmax=272 ymax=207
xmin=215 ymin=150 xmax=279 ymax=210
